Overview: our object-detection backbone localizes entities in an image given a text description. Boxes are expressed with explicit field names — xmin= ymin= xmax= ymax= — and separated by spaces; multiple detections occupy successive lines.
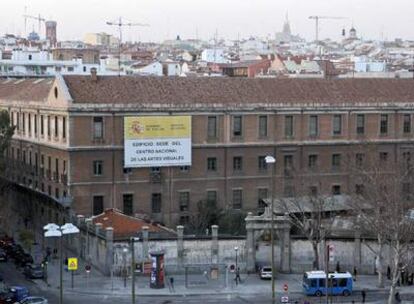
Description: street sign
xmin=135 ymin=262 xmax=142 ymax=273
xmin=283 ymin=283 xmax=288 ymax=292
xmin=85 ymin=265 xmax=91 ymax=273
xmin=68 ymin=258 xmax=78 ymax=271
xmin=229 ymin=264 xmax=236 ymax=273
xmin=281 ymin=296 xmax=289 ymax=303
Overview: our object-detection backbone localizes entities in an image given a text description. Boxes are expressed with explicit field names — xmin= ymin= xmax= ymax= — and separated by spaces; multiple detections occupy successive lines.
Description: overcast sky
xmin=1 ymin=0 xmax=414 ymax=43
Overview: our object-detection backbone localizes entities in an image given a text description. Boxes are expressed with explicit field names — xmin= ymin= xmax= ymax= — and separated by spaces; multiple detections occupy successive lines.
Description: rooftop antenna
xmin=106 ymin=17 xmax=149 ymax=76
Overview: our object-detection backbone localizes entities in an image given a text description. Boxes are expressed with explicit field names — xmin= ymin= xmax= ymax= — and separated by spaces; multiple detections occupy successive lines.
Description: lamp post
xmin=130 ymin=237 xmax=139 ymax=304
xmin=265 ymin=155 xmax=276 ymax=303
xmin=234 ymin=246 xmax=239 ymax=285
xmin=44 ymin=222 xmax=80 ymax=304
xmin=122 ymin=247 xmax=128 ymax=288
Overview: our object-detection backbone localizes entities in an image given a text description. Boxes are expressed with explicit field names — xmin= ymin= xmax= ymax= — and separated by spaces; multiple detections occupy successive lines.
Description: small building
xmin=219 ymin=59 xmax=271 ymax=78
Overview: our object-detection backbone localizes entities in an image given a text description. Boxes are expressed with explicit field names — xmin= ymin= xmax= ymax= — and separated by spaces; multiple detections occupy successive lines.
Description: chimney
xmin=90 ymin=67 xmax=98 ymax=81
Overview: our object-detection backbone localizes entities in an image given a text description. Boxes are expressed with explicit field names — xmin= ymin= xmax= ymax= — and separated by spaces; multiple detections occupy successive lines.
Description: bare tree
xmin=275 ymin=190 xmax=337 ymax=270
xmin=348 ymin=143 xmax=414 ymax=302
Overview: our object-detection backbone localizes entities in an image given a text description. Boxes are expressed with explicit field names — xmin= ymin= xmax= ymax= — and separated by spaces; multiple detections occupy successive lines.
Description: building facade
xmin=1 ymin=76 xmax=414 ymax=228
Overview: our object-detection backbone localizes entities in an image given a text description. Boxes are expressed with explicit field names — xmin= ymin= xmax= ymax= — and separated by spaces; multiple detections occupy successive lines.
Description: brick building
xmin=1 ymin=75 xmax=414 ymax=228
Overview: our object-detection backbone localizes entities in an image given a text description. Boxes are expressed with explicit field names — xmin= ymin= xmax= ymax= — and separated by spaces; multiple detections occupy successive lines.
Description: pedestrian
xmin=235 ymin=268 xmax=241 ymax=285
xmin=336 ymin=261 xmax=341 ymax=273
xmin=361 ymin=289 xmax=366 ymax=303
xmin=395 ymin=292 xmax=401 ymax=303
xmin=387 ymin=265 xmax=391 ymax=280
xmin=64 ymin=257 xmax=68 ymax=272
xmin=169 ymin=277 xmax=174 ymax=292
xmin=353 ymin=266 xmax=357 ymax=281
xmin=410 ymin=272 xmax=414 ymax=285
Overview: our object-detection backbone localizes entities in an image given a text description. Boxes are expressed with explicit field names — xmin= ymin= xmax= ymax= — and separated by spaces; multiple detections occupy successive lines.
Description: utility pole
xmin=131 ymin=237 xmax=139 ymax=304
xmin=106 ymin=17 xmax=149 ymax=76
xmin=308 ymin=16 xmax=347 ymax=42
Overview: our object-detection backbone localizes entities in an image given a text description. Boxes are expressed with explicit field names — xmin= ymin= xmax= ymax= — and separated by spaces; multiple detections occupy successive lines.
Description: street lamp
xmin=234 ymin=246 xmax=239 ymax=285
xmin=130 ymin=237 xmax=139 ymax=304
xmin=122 ymin=246 xmax=129 ymax=288
xmin=44 ymin=222 xmax=80 ymax=304
xmin=265 ymin=155 xmax=276 ymax=303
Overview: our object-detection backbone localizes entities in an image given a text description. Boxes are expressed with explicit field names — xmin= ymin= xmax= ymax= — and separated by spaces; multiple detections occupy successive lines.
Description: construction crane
xmin=106 ymin=17 xmax=150 ymax=76
xmin=309 ymin=16 xmax=347 ymax=42
xmin=23 ymin=14 xmax=45 ymax=36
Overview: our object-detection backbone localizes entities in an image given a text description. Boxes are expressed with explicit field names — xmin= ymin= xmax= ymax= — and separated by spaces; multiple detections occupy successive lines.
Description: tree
xmin=275 ymin=192 xmax=336 ymax=270
xmin=348 ymin=143 xmax=414 ymax=302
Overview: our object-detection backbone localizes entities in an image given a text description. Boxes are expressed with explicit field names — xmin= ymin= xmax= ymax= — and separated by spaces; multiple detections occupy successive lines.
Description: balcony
xmin=46 ymin=170 xmax=51 ymax=180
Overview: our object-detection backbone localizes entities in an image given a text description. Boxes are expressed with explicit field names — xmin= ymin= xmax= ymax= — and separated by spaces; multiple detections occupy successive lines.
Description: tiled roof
xmin=0 ymin=78 xmax=54 ymax=102
xmin=92 ymin=208 xmax=173 ymax=239
xmin=63 ymin=75 xmax=414 ymax=105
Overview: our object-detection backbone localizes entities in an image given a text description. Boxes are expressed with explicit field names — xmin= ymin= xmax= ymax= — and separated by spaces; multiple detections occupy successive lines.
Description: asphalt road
xmin=0 ymin=261 xmax=410 ymax=304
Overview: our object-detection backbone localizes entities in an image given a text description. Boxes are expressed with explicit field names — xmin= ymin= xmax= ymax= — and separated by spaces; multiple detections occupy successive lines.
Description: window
xmin=93 ymin=196 xmax=104 ymax=215
xmin=207 ymin=116 xmax=217 ymax=138
xmin=22 ymin=113 xmax=25 ymax=132
xmin=309 ymin=186 xmax=318 ymax=196
xmin=308 ymin=154 xmax=318 ymax=170
xmin=333 ymin=114 xmax=342 ymax=135
xmin=258 ymin=188 xmax=268 ymax=210
xmin=54 ymin=116 xmax=59 ymax=137
xmin=232 ymin=116 xmax=242 ymax=137
xmin=309 ymin=115 xmax=318 ymax=137
xmin=356 ymin=153 xmax=365 ymax=168
xmin=28 ymin=113 xmax=31 ymax=135
xmin=16 ymin=113 xmax=20 ymax=131
xmin=151 ymin=193 xmax=162 ymax=213
xmin=206 ymin=190 xmax=217 ymax=206
xmin=285 ymin=115 xmax=293 ymax=138
xmin=402 ymin=182 xmax=411 ymax=199
xmin=34 ymin=115 xmax=37 ymax=135
xmin=332 ymin=154 xmax=341 ymax=169
xmin=28 ymin=54 xmax=32 ymax=60
xmin=404 ymin=114 xmax=411 ymax=133
xmin=356 ymin=114 xmax=365 ymax=135
xmin=403 ymin=151 xmax=411 ymax=167
xmin=68 ymin=67 xmax=74 ymax=72
xmin=55 ymin=158 xmax=59 ymax=176
xmin=47 ymin=116 xmax=51 ymax=137
xmin=62 ymin=117 xmax=66 ymax=139
xmin=207 ymin=157 xmax=217 ymax=171
xmin=233 ymin=156 xmax=243 ymax=171
xmin=179 ymin=215 xmax=190 ymax=225
xmin=83 ymin=66 xmax=87 ymax=72
xmin=93 ymin=160 xmax=103 ymax=176
xmin=179 ymin=191 xmax=190 ymax=212
xmin=55 ymin=188 xmax=59 ymax=199
xmin=93 ymin=117 xmax=103 ymax=140
xmin=258 ymin=156 xmax=267 ymax=171
xmin=232 ymin=189 xmax=243 ymax=209
xmin=355 ymin=184 xmax=365 ymax=195
xmin=284 ymin=155 xmax=293 ymax=171
xmin=379 ymin=152 xmax=388 ymax=162
xmin=258 ymin=115 xmax=268 ymax=138
xmin=284 ymin=184 xmax=295 ymax=197
xmin=332 ymin=185 xmax=341 ymax=195
xmin=123 ymin=194 xmax=133 ymax=216
xmin=380 ymin=114 xmax=388 ymax=134
xmin=40 ymin=115 xmax=44 ymax=135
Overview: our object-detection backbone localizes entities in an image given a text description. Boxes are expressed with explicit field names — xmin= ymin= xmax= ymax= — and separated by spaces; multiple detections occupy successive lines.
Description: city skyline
xmin=1 ymin=0 xmax=414 ymax=43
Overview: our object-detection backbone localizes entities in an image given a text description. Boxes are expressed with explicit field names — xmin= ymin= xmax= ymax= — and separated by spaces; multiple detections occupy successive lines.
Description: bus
xmin=303 ymin=271 xmax=353 ymax=297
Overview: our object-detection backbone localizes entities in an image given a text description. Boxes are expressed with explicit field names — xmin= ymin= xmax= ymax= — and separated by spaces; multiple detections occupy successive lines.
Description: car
xmin=17 ymin=296 xmax=48 ymax=304
xmin=0 ymin=286 xmax=29 ymax=304
xmin=23 ymin=265 xmax=44 ymax=280
xmin=0 ymin=250 xmax=7 ymax=262
xmin=260 ymin=266 xmax=274 ymax=280
xmin=14 ymin=254 xmax=33 ymax=268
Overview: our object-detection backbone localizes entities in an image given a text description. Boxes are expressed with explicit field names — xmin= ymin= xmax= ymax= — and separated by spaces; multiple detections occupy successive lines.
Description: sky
xmin=1 ymin=0 xmax=414 ymax=43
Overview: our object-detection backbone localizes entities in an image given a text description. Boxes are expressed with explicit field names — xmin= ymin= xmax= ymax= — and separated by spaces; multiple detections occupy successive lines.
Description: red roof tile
xmin=63 ymin=75 xmax=414 ymax=106
xmin=92 ymin=209 xmax=173 ymax=239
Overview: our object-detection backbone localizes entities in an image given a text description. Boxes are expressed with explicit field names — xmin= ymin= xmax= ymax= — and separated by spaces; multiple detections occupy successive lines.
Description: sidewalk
xmin=35 ymin=258 xmax=414 ymax=297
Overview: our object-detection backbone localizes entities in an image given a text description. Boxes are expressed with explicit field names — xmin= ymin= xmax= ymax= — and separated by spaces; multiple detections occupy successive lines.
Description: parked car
xmin=0 ymin=250 xmax=7 ymax=262
xmin=17 ymin=296 xmax=47 ymax=304
xmin=14 ymin=253 xmax=33 ymax=268
xmin=23 ymin=265 xmax=44 ymax=280
xmin=260 ymin=266 xmax=274 ymax=280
